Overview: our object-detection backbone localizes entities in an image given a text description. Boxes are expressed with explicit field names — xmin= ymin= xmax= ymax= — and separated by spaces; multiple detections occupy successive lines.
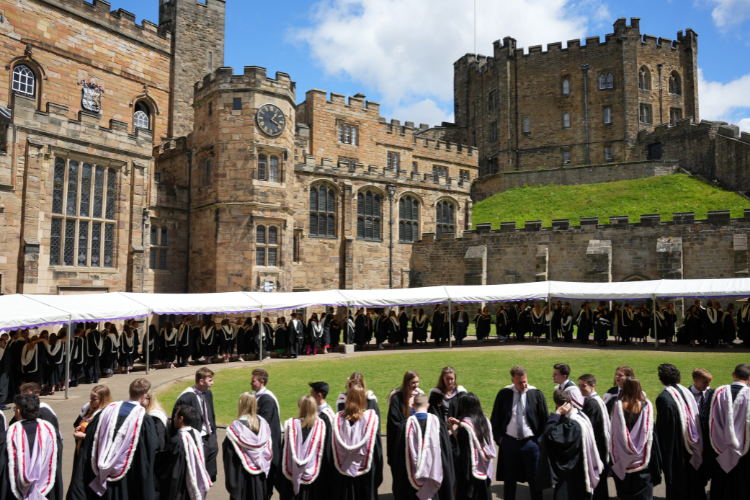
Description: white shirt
xmin=690 ymin=384 xmax=710 ymax=412
xmin=506 ymin=386 xmax=534 ymax=439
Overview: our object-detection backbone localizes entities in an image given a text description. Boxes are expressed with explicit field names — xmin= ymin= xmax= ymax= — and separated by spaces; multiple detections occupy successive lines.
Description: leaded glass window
xmin=399 ymin=195 xmax=420 ymax=243
xmin=357 ymin=189 xmax=382 ymax=241
xmin=436 ymin=200 xmax=456 ymax=238
xmin=269 ymin=156 xmax=279 ymax=182
xmin=309 ymin=184 xmax=336 ymax=237
xmin=49 ymin=158 xmax=117 ymax=268
xmin=149 ymin=225 xmax=168 ymax=270
xmin=255 ymin=225 xmax=281 ymax=267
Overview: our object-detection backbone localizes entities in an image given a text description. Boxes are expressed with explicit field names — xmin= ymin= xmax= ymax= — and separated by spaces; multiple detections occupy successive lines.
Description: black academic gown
xmin=289 ymin=320 xmax=305 ymax=357
xmin=581 ymin=397 xmax=609 ymax=500
xmin=8 ymin=406 xmax=63 ymax=500
xmin=454 ymin=425 xmax=491 ymax=500
xmin=428 ymin=389 xmax=465 ymax=423
xmin=386 ymin=392 xmax=410 ymax=467
xmin=431 ymin=311 xmax=443 ymax=341
xmin=172 ymin=390 xmax=219 ymax=481
xmin=276 ymin=418 xmax=334 ymax=500
xmin=256 ymin=392 xmax=282 ymax=500
xmin=69 ymin=337 xmax=86 ymax=386
xmin=398 ymin=313 xmax=410 ymax=344
xmin=655 ymin=388 xmax=707 ymax=500
xmin=537 ymin=412 xmax=590 ymax=500
xmin=0 ymin=347 xmax=11 ymax=405
xmin=331 ymin=418 xmax=384 ymax=500
xmin=155 ymin=430 xmax=203 ymax=500
xmin=81 ymin=410 xmax=158 ymax=500
xmin=489 ymin=387 xmax=549 ymax=482
xmin=222 ymin=424 xmax=268 ymax=500
xmin=22 ymin=344 xmax=44 ymax=386
xmin=709 ymin=384 xmax=750 ymax=499
xmin=612 ymin=403 xmax=662 ymax=500
xmin=576 ymin=309 xmax=592 ymax=342
xmin=391 ymin=415 xmax=455 ymax=500
xmin=737 ymin=303 xmax=750 ymax=343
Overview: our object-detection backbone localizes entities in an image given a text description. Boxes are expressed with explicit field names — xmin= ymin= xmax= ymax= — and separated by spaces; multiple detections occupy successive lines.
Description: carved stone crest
xmin=79 ymin=78 xmax=103 ymax=113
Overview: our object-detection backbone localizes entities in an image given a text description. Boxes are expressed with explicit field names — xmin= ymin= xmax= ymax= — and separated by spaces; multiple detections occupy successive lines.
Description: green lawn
xmin=472 ymin=174 xmax=750 ymax=228
xmin=157 ymin=349 xmax=747 ymax=430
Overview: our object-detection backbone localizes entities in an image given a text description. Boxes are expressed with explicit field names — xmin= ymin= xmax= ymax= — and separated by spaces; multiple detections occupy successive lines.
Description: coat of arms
xmin=79 ymin=78 xmax=103 ymax=113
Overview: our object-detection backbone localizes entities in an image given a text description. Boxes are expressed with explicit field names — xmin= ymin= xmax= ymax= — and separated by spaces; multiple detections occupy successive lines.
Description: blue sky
xmin=125 ymin=0 xmax=750 ymax=131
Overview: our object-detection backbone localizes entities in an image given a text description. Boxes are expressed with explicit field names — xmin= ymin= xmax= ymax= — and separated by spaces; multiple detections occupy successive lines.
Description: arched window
xmin=563 ymin=112 xmax=571 ymax=129
xmin=309 ymin=184 xmax=336 ymax=237
xmin=398 ymin=195 xmax=420 ymax=243
xmin=436 ymin=200 xmax=456 ymax=238
xmin=638 ymin=66 xmax=650 ymax=90
xmin=599 ymin=74 xmax=606 ymax=90
xmin=256 ymin=225 xmax=280 ymax=267
xmin=669 ymin=71 xmax=681 ymax=95
xmin=357 ymin=189 xmax=382 ymax=241
xmin=12 ymin=65 xmax=35 ymax=96
xmin=258 ymin=154 xmax=267 ymax=181
xmin=133 ymin=101 xmax=150 ymax=130
xmin=606 ymin=73 xmax=614 ymax=89
xmin=562 ymin=79 xmax=570 ymax=95
xmin=269 ymin=155 xmax=279 ymax=182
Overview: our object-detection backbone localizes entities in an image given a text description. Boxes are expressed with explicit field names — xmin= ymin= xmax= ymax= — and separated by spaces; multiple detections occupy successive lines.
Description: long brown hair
xmin=619 ymin=376 xmax=643 ymax=412
xmin=614 ymin=366 xmax=634 ymax=387
xmin=400 ymin=371 xmax=419 ymax=418
xmin=346 ymin=372 xmax=367 ymax=395
xmin=436 ymin=366 xmax=456 ymax=394
xmin=298 ymin=395 xmax=318 ymax=429
xmin=343 ymin=384 xmax=366 ymax=422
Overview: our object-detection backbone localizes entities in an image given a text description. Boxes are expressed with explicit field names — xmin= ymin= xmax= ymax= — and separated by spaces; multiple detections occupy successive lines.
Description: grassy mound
xmin=157 ymin=349 xmax=746 ymax=429
xmin=472 ymin=174 xmax=750 ymax=228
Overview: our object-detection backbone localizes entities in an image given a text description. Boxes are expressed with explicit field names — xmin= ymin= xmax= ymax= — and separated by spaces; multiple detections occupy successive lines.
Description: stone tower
xmin=159 ymin=0 xmax=226 ymax=138
xmin=188 ymin=67 xmax=297 ymax=292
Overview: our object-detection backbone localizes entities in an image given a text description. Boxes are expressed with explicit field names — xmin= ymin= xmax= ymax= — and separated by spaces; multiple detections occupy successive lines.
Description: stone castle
xmin=0 ymin=1 xmax=748 ymax=296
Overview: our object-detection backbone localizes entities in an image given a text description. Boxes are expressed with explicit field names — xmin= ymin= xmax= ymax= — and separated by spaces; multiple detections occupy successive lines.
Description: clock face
xmin=256 ymin=104 xmax=286 ymax=137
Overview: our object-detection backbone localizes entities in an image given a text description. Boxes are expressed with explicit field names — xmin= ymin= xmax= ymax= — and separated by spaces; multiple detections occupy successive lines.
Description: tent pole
xmin=145 ymin=315 xmax=150 ymax=375
xmin=259 ymin=306 xmax=264 ymax=362
xmin=448 ymin=301 xmax=453 ymax=349
xmin=652 ymin=294 xmax=658 ymax=351
xmin=548 ymin=294 xmax=553 ymax=344
xmin=346 ymin=302 xmax=351 ymax=345
xmin=65 ymin=319 xmax=72 ymax=400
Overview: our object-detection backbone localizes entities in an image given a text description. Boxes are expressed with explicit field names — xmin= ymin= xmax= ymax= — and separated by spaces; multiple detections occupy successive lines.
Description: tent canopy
xmin=2 ymin=278 xmax=749 ymax=331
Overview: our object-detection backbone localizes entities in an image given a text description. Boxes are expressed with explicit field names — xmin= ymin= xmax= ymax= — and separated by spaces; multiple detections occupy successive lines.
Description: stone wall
xmin=411 ymin=210 xmax=750 ymax=287
xmin=451 ymin=17 xmax=698 ymax=175
xmin=638 ymin=118 xmax=750 ymax=193
xmin=159 ymin=0 xmax=225 ymax=138
xmin=471 ymin=160 xmax=679 ymax=201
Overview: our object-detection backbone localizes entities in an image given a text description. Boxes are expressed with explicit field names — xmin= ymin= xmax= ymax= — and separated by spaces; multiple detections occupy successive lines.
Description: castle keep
xmin=0 ymin=3 xmax=748 ymax=296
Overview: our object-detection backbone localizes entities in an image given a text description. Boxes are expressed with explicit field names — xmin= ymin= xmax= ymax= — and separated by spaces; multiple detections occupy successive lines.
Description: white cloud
xmin=293 ymin=0 xmax=609 ymax=125
xmin=698 ymin=68 xmax=750 ymax=131
xmin=387 ymin=99 xmax=454 ymax=129
xmin=706 ymin=0 xmax=750 ymax=30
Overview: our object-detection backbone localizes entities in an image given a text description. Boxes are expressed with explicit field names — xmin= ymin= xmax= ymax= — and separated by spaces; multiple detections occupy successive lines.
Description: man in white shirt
xmin=553 ymin=363 xmax=585 ymax=409
xmin=490 ymin=366 xmax=549 ymax=500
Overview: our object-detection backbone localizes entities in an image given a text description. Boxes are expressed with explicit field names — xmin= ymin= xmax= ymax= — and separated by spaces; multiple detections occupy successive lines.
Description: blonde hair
xmin=298 ymin=395 xmax=318 ymax=429
xmin=238 ymin=392 xmax=260 ymax=432
xmin=144 ymin=390 xmax=165 ymax=415
xmin=91 ymin=385 xmax=113 ymax=413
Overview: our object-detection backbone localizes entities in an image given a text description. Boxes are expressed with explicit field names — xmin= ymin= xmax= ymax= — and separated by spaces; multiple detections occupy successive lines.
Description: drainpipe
xmin=579 ymin=64 xmax=592 ymax=165
xmin=657 ymin=64 xmax=664 ymax=124
xmin=184 ymin=151 xmax=192 ymax=293
xmin=141 ymin=208 xmax=149 ymax=292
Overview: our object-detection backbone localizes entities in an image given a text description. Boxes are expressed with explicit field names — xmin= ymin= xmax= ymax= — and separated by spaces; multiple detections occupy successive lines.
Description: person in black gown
xmin=223 ymin=392 xmax=275 ymax=500
xmin=411 ymin=309 xmax=429 ymax=345
xmin=386 ymin=371 xmax=422 ymax=469
xmin=156 ymin=405 xmax=212 ymax=500
xmin=81 ymin=378 xmax=158 ymax=500
xmin=67 ymin=385 xmax=113 ymax=500
xmin=280 ymin=395 xmax=332 ymax=500
xmin=171 ymin=367 xmax=219 ymax=482
xmin=21 ymin=335 xmax=45 ymax=387
xmin=603 ymin=365 xmax=634 ymax=414
xmin=331 ymin=384 xmax=383 ymax=500
xmin=577 ymin=374 xmax=610 ymax=500
xmin=391 ymin=393 xmax=455 ymax=500
xmin=537 ymin=389 xmax=604 ymax=500
xmin=447 ymin=393 xmax=495 ymax=500
xmin=576 ymin=303 xmax=593 ymax=344
xmin=251 ymin=368 xmax=282 ymax=500
xmin=69 ymin=328 xmax=86 ymax=388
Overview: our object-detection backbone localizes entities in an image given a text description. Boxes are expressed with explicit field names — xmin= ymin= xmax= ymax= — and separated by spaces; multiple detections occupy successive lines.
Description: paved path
xmin=5 ymin=338 xmax=723 ymax=499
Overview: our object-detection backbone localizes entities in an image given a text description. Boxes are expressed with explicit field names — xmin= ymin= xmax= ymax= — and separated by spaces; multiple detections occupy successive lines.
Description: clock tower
xmin=188 ymin=66 xmax=297 ymax=293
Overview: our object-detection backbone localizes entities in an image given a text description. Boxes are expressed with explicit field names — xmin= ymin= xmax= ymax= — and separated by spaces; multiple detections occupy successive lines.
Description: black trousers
xmin=86 ymin=357 xmax=100 ymax=383
xmin=202 ymin=432 xmax=219 ymax=481
xmin=177 ymin=345 xmax=190 ymax=367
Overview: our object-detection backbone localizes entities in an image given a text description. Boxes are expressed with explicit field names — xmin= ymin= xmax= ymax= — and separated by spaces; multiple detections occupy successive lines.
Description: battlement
xmin=305 ymin=89 xmax=381 ymax=115
xmin=423 ymin=209 xmax=750 ymax=241
xmin=154 ymin=136 xmax=191 ymax=159
xmin=456 ymin=17 xmax=695 ymax=74
xmin=193 ymin=66 xmax=296 ymax=102
xmin=43 ymin=0 xmax=172 ymax=48
xmin=639 ymin=118 xmax=750 ymax=145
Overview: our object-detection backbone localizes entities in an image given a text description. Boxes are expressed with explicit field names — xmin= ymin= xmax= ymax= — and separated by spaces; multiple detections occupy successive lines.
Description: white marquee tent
xmin=2 ymin=278 xmax=748 ymax=398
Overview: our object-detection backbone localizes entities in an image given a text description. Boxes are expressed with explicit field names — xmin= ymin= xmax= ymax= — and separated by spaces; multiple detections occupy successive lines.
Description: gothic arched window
xmin=357 ymin=190 xmax=382 ymax=241
xmin=309 ymin=184 xmax=336 ymax=237
xmin=436 ymin=200 xmax=456 ymax=238
xmin=398 ymin=195 xmax=420 ymax=243
xmin=12 ymin=65 xmax=35 ymax=96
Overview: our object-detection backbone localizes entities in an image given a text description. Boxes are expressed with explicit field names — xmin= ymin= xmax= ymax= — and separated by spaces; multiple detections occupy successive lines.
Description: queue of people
xmin=3 ymin=361 xmax=747 ymax=500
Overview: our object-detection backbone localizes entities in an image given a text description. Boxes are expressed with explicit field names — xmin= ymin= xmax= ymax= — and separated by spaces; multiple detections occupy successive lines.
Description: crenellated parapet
xmin=194 ymin=66 xmax=296 ymax=105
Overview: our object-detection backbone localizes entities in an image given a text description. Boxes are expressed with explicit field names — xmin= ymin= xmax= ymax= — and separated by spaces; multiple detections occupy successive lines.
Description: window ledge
xmin=254 ymin=266 xmax=281 ymax=271
xmin=398 ymin=241 xmax=415 ymax=245
xmin=48 ymin=266 xmax=117 ymax=273
xmin=357 ymin=238 xmax=383 ymax=243
xmin=308 ymin=235 xmax=338 ymax=240
xmin=148 ymin=269 xmax=172 ymax=274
